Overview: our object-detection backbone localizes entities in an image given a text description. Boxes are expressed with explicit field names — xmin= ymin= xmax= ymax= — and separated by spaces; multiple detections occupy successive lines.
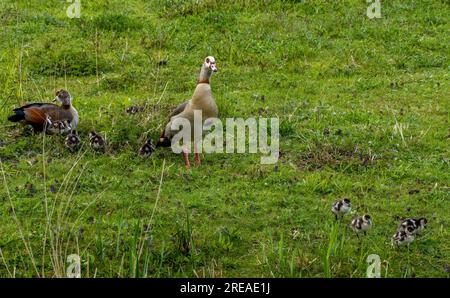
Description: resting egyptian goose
xmin=399 ymin=217 xmax=427 ymax=235
xmin=125 ymin=105 xmax=145 ymax=115
xmin=157 ymin=56 xmax=218 ymax=169
xmin=139 ymin=139 xmax=155 ymax=158
xmin=47 ymin=119 xmax=72 ymax=134
xmin=65 ymin=131 xmax=81 ymax=152
xmin=392 ymin=227 xmax=415 ymax=247
xmin=7 ymin=89 xmax=79 ymax=132
xmin=89 ymin=131 xmax=105 ymax=151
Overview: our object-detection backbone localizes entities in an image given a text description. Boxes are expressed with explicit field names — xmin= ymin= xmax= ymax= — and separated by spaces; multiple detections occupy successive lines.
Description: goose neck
xmin=197 ymin=66 xmax=211 ymax=84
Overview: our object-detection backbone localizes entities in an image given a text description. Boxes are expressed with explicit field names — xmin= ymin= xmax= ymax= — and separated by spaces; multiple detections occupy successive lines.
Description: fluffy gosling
xmin=392 ymin=226 xmax=415 ymax=247
xmin=351 ymin=214 xmax=372 ymax=237
xmin=399 ymin=218 xmax=427 ymax=235
xmin=331 ymin=198 xmax=352 ymax=220
xmin=65 ymin=131 xmax=81 ymax=152
xmin=89 ymin=131 xmax=105 ymax=151
xmin=139 ymin=139 xmax=155 ymax=158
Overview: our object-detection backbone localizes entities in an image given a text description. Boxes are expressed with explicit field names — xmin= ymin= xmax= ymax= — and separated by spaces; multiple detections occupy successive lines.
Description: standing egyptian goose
xmin=7 ymin=89 xmax=79 ymax=132
xmin=331 ymin=198 xmax=352 ymax=220
xmin=351 ymin=214 xmax=373 ymax=237
xmin=157 ymin=56 xmax=218 ymax=169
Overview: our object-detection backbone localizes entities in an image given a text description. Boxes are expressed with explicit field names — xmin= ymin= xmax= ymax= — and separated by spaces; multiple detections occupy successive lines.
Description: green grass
xmin=0 ymin=0 xmax=449 ymax=277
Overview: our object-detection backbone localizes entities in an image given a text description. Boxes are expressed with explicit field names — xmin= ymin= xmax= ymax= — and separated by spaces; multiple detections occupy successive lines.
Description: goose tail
xmin=7 ymin=110 xmax=25 ymax=122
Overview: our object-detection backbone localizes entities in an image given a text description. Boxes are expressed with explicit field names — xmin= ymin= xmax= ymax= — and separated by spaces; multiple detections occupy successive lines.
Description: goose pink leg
xmin=194 ymin=142 xmax=201 ymax=166
xmin=182 ymin=146 xmax=191 ymax=169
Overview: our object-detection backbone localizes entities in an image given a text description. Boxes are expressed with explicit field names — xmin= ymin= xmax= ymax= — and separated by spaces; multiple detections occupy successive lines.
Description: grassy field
xmin=0 ymin=0 xmax=449 ymax=278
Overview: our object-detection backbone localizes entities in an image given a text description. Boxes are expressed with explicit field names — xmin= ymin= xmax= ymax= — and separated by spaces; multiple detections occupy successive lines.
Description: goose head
xmin=198 ymin=56 xmax=217 ymax=84
xmin=54 ymin=89 xmax=72 ymax=106
xmin=342 ymin=198 xmax=351 ymax=207
xmin=89 ymin=131 xmax=98 ymax=140
xmin=203 ymin=56 xmax=217 ymax=73
xmin=363 ymin=214 xmax=372 ymax=225
xmin=418 ymin=217 xmax=428 ymax=229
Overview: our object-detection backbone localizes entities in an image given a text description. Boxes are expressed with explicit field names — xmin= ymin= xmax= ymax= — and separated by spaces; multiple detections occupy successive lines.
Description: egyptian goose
xmin=157 ymin=56 xmax=218 ymax=169
xmin=65 ymin=131 xmax=81 ymax=152
xmin=89 ymin=131 xmax=105 ymax=150
xmin=399 ymin=218 xmax=427 ymax=235
xmin=392 ymin=227 xmax=415 ymax=247
xmin=47 ymin=119 xmax=72 ymax=134
xmin=331 ymin=198 xmax=352 ymax=220
xmin=351 ymin=214 xmax=373 ymax=237
xmin=126 ymin=105 xmax=145 ymax=115
xmin=7 ymin=89 xmax=79 ymax=132
xmin=139 ymin=139 xmax=155 ymax=158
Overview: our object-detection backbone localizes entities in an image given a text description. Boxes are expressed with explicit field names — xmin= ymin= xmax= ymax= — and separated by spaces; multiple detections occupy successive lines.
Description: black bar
xmin=0 ymin=278 xmax=446 ymax=296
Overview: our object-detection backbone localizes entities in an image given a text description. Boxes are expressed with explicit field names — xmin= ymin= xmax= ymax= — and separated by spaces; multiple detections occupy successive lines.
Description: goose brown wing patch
xmin=169 ymin=100 xmax=189 ymax=118
xmin=24 ymin=107 xmax=47 ymax=124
